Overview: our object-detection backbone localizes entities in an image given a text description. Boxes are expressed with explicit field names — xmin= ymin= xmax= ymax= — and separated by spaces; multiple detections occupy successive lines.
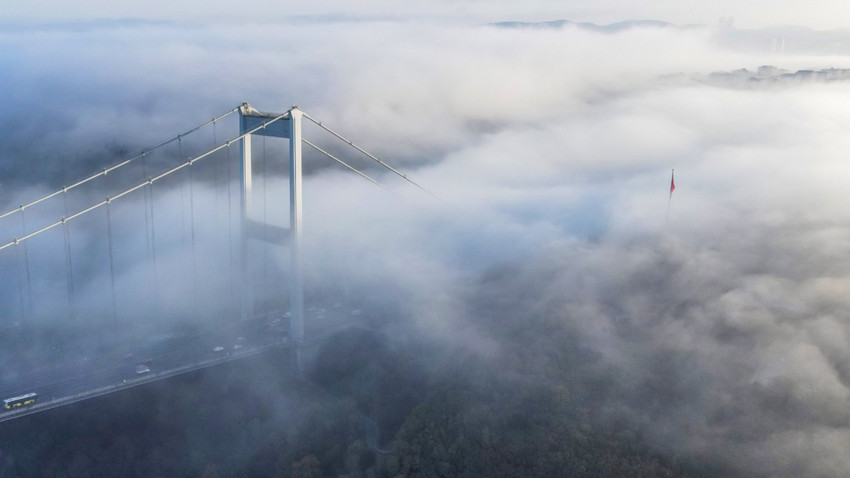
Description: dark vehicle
xmin=4 ymin=392 xmax=37 ymax=410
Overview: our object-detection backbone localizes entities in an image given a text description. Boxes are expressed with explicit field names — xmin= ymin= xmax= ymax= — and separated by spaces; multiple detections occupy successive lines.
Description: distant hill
xmin=716 ymin=25 xmax=850 ymax=55
xmin=664 ymin=66 xmax=850 ymax=89
xmin=491 ymin=18 xmax=850 ymax=55
xmin=490 ymin=19 xmax=688 ymax=33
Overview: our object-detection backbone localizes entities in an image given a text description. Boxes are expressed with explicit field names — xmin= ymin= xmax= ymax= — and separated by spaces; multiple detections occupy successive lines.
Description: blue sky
xmin=4 ymin=0 xmax=850 ymax=30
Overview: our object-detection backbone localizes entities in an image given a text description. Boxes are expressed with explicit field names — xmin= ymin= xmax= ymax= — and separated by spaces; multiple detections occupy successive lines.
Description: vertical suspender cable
xmin=142 ymin=155 xmax=151 ymax=296
xmin=189 ymin=161 xmax=198 ymax=312
xmin=213 ymin=123 xmax=220 ymax=230
xmin=179 ymin=135 xmax=186 ymax=244
xmin=106 ymin=200 xmax=118 ymax=322
xmin=16 ymin=241 xmax=25 ymax=324
xmin=143 ymin=153 xmax=158 ymax=317
xmin=63 ymin=221 xmax=74 ymax=319
xmin=213 ymin=119 xmax=219 ymax=238
xmin=63 ymin=190 xmax=76 ymax=321
xmin=227 ymin=143 xmax=235 ymax=316
xmin=262 ymin=134 xmax=268 ymax=307
xmin=149 ymin=179 xmax=160 ymax=320
xmin=103 ymin=166 xmax=117 ymax=324
xmin=19 ymin=209 xmax=33 ymax=321
xmin=213 ymin=117 xmax=219 ymax=220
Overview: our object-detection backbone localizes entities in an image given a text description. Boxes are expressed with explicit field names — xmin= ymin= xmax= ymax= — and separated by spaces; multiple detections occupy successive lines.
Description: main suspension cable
xmin=0 ymin=104 xmax=242 ymax=222
xmin=302 ymin=112 xmax=435 ymax=197
xmin=302 ymin=139 xmax=381 ymax=187
xmin=0 ymin=112 xmax=290 ymax=252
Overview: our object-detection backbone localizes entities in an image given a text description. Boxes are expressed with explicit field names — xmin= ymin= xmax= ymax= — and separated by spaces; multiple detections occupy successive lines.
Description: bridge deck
xmin=0 ymin=306 xmax=362 ymax=423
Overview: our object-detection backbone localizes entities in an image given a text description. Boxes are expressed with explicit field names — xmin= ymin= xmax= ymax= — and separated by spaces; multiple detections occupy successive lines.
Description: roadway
xmin=0 ymin=302 xmax=367 ymax=423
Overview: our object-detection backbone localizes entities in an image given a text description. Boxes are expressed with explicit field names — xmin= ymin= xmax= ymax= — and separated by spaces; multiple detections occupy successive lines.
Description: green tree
xmin=291 ymin=454 xmax=323 ymax=478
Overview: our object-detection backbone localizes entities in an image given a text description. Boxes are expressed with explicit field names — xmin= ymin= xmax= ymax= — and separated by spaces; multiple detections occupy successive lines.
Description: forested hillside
xmin=0 ymin=263 xmax=697 ymax=477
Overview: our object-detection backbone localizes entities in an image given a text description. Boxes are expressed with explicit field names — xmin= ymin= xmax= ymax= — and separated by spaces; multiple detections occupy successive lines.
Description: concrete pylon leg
xmin=289 ymin=106 xmax=304 ymax=376
xmin=239 ymin=110 xmax=254 ymax=323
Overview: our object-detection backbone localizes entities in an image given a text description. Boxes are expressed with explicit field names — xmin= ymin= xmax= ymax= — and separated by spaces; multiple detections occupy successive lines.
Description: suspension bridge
xmin=0 ymin=103 xmax=430 ymax=422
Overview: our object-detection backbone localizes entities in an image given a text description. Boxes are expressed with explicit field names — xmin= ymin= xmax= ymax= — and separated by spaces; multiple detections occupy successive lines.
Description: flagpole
xmin=666 ymin=169 xmax=675 ymax=223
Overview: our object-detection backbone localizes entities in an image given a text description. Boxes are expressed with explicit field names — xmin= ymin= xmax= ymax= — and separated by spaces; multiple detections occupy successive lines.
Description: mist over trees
xmin=0 ymin=311 xmax=689 ymax=478
xmin=3 ymin=12 xmax=850 ymax=478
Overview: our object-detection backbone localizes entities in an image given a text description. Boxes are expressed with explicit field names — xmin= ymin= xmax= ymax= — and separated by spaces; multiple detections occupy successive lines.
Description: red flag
xmin=669 ymin=169 xmax=675 ymax=196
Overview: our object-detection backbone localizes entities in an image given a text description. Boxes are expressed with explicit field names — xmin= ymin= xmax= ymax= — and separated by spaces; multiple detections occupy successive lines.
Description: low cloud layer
xmin=3 ymin=17 xmax=850 ymax=476
xmin=6 ymin=1 xmax=850 ymax=30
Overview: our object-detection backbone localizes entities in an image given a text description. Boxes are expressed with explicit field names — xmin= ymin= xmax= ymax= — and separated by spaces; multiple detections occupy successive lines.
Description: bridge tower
xmin=238 ymin=103 xmax=304 ymax=374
